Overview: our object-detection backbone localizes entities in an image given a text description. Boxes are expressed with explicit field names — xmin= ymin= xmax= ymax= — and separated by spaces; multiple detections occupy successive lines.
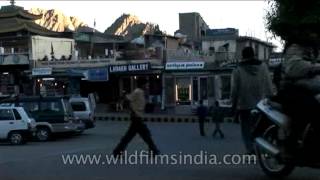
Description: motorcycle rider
xmin=276 ymin=42 xmax=320 ymax=154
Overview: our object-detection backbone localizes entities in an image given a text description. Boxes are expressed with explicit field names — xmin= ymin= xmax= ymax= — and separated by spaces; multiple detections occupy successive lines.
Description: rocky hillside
xmin=105 ymin=14 xmax=162 ymax=40
xmin=28 ymin=8 xmax=88 ymax=32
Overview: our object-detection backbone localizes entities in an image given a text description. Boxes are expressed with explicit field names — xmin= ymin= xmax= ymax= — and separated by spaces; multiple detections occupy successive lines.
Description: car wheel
xmin=8 ymin=132 xmax=25 ymax=145
xmin=36 ymin=127 xmax=51 ymax=141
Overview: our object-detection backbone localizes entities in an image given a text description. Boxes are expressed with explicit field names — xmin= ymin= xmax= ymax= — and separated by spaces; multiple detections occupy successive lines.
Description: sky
xmin=0 ymin=0 xmax=283 ymax=51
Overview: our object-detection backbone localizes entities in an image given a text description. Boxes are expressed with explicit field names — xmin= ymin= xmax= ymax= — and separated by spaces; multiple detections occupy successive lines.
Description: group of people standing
xmin=112 ymin=43 xmax=320 ymax=156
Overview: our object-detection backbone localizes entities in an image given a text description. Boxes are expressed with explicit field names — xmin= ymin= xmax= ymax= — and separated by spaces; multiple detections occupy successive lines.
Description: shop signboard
xmin=32 ymin=68 xmax=52 ymax=76
xmin=86 ymin=68 xmax=109 ymax=81
xmin=165 ymin=62 xmax=205 ymax=70
xmin=0 ymin=55 xmax=29 ymax=65
xmin=109 ymin=63 xmax=150 ymax=73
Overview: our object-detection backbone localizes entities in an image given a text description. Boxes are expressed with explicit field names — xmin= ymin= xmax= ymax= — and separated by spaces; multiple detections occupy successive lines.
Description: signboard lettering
xmin=165 ymin=62 xmax=205 ymax=70
xmin=109 ymin=63 xmax=150 ymax=73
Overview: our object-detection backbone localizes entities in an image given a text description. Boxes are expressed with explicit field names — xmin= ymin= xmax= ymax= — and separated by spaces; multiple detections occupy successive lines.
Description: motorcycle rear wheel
xmin=255 ymin=125 xmax=295 ymax=178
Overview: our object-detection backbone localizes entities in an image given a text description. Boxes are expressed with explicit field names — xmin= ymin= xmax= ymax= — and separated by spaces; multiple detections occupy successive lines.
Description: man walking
xmin=113 ymin=78 xmax=160 ymax=156
xmin=231 ymin=47 xmax=273 ymax=154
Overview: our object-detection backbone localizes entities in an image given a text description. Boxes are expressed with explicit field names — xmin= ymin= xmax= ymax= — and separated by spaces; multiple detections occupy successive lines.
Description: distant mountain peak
xmin=105 ymin=13 xmax=163 ymax=40
xmin=28 ymin=8 xmax=88 ymax=32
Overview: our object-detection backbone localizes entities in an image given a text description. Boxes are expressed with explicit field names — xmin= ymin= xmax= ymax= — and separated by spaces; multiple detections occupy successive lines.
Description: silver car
xmin=69 ymin=97 xmax=95 ymax=129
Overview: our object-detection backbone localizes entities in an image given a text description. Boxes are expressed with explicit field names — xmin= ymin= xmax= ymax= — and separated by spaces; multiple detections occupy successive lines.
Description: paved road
xmin=0 ymin=121 xmax=319 ymax=180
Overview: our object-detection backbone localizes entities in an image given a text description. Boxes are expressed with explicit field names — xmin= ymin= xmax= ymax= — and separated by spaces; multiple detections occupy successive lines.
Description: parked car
xmin=69 ymin=96 xmax=95 ymax=129
xmin=1 ymin=96 xmax=85 ymax=141
xmin=0 ymin=106 xmax=36 ymax=145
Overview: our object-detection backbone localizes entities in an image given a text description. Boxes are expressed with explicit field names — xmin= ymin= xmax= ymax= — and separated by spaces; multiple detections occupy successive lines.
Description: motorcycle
xmin=252 ymin=95 xmax=320 ymax=178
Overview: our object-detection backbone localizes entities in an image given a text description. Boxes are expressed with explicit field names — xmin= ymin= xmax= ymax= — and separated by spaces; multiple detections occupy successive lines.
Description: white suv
xmin=69 ymin=97 xmax=95 ymax=129
xmin=0 ymin=106 xmax=36 ymax=145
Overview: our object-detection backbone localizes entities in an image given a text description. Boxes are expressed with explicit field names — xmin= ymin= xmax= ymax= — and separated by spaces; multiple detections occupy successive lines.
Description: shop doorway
xmin=176 ymin=77 xmax=191 ymax=105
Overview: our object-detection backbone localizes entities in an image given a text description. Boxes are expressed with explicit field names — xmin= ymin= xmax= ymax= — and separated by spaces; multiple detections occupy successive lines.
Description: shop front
xmin=31 ymin=67 xmax=91 ymax=96
xmin=164 ymin=61 xmax=210 ymax=109
xmin=163 ymin=61 xmax=232 ymax=113
xmin=107 ymin=62 xmax=162 ymax=112
xmin=0 ymin=54 xmax=30 ymax=97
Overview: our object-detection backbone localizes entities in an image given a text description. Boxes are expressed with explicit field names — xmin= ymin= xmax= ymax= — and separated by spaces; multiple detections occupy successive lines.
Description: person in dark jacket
xmin=197 ymin=99 xmax=208 ymax=136
xmin=231 ymin=46 xmax=273 ymax=154
xmin=275 ymin=43 xmax=320 ymax=154
xmin=211 ymin=100 xmax=225 ymax=139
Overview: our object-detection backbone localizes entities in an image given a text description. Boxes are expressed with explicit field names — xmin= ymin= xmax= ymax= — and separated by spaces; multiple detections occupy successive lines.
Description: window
xmin=220 ymin=75 xmax=231 ymax=99
xmin=209 ymin=47 xmax=215 ymax=55
xmin=200 ymin=77 xmax=208 ymax=100
xmin=201 ymin=29 xmax=205 ymax=37
xmin=0 ymin=109 xmax=14 ymax=121
xmin=176 ymin=78 xmax=191 ymax=103
xmin=18 ymin=102 xmax=39 ymax=112
xmin=41 ymin=101 xmax=63 ymax=112
xmin=13 ymin=109 xmax=21 ymax=120
xmin=165 ymin=77 xmax=175 ymax=105
xmin=71 ymin=102 xmax=86 ymax=111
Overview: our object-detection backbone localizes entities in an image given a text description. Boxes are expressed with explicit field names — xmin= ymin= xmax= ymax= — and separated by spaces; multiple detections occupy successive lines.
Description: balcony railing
xmin=166 ymin=50 xmax=237 ymax=62
xmin=215 ymin=52 xmax=237 ymax=62
xmin=29 ymin=49 xmax=238 ymax=69
xmin=166 ymin=49 xmax=214 ymax=61
xmin=116 ymin=48 xmax=163 ymax=61
xmin=0 ymin=53 xmax=29 ymax=65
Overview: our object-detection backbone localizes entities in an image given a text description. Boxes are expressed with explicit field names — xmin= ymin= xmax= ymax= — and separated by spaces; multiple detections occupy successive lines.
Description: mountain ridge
xmin=28 ymin=8 xmax=88 ymax=32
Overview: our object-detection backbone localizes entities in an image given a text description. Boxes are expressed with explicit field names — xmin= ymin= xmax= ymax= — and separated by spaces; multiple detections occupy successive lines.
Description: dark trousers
xmin=278 ymin=85 xmax=320 ymax=146
xmin=199 ymin=117 xmax=206 ymax=136
xmin=212 ymin=121 xmax=224 ymax=138
xmin=113 ymin=115 xmax=159 ymax=155
xmin=239 ymin=109 xmax=255 ymax=154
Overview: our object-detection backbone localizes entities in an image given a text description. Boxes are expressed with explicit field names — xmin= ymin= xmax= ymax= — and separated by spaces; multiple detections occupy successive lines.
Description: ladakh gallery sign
xmin=109 ymin=63 xmax=150 ymax=73
xmin=165 ymin=62 xmax=205 ymax=70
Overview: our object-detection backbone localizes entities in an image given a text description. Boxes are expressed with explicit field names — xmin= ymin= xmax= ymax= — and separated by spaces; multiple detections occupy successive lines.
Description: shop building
xmin=0 ymin=3 xmax=72 ymax=97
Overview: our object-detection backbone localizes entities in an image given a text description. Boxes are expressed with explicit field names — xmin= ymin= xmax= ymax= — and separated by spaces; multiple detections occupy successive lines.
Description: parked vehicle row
xmin=0 ymin=106 xmax=36 ymax=145
xmin=0 ymin=95 xmax=96 ymax=144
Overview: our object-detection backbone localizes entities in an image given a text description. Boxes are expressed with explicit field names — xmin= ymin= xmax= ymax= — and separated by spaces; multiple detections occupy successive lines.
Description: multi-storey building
xmin=0 ymin=3 xmax=73 ymax=97
xmin=176 ymin=12 xmax=209 ymax=50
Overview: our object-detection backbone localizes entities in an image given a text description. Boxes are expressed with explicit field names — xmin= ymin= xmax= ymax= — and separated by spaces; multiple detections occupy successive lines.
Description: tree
xmin=266 ymin=0 xmax=320 ymax=45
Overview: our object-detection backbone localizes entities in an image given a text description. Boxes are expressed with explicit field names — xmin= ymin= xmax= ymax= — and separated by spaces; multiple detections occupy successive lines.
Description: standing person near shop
xmin=113 ymin=78 xmax=160 ymax=156
xmin=197 ymin=99 xmax=208 ymax=137
xmin=211 ymin=100 xmax=225 ymax=139
xmin=231 ymin=46 xmax=273 ymax=154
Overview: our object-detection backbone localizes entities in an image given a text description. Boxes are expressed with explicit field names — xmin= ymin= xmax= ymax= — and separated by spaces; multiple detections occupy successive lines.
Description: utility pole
xmin=89 ymin=19 xmax=96 ymax=59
